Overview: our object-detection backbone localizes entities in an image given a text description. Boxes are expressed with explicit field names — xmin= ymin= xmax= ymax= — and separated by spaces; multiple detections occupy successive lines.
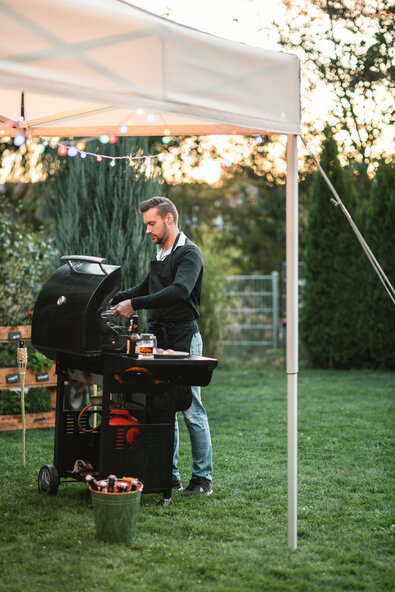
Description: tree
xmin=169 ymin=173 xmax=306 ymax=275
xmin=276 ymin=0 xmax=394 ymax=169
xmin=42 ymin=138 xmax=161 ymax=292
xmin=301 ymin=126 xmax=364 ymax=367
xmin=362 ymin=160 xmax=395 ymax=368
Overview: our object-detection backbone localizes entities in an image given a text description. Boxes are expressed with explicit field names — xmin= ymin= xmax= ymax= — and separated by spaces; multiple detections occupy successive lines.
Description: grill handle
xmin=60 ymin=255 xmax=108 ymax=275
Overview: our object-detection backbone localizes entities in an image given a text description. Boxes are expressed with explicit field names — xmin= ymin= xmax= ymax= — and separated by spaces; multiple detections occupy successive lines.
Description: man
xmin=111 ymin=196 xmax=213 ymax=496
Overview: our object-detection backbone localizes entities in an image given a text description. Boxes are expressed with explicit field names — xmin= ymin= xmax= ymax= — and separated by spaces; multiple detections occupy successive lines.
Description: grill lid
xmin=32 ymin=255 xmax=124 ymax=359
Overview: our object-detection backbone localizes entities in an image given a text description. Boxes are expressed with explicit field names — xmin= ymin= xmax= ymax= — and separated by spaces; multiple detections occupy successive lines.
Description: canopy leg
xmin=286 ymin=134 xmax=298 ymax=549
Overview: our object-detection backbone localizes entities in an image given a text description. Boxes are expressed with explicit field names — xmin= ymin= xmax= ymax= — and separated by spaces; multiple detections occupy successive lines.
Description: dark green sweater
xmin=112 ymin=238 xmax=203 ymax=324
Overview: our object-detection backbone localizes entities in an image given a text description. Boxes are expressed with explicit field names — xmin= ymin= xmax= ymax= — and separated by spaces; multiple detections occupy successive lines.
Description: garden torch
xmin=17 ymin=341 xmax=28 ymax=467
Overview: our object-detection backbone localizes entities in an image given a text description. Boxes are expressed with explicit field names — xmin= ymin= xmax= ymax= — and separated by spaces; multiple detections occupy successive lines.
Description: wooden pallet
xmin=0 ymin=411 xmax=55 ymax=431
xmin=0 ymin=325 xmax=32 ymax=343
xmin=0 ymin=365 xmax=57 ymax=390
xmin=1 ymin=325 xmax=57 ymax=430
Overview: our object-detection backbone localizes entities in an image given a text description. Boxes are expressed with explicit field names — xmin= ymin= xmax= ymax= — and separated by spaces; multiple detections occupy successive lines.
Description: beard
xmin=149 ymin=220 xmax=169 ymax=246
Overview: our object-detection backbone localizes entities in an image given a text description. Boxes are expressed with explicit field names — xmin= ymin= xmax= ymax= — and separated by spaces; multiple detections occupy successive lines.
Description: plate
xmin=154 ymin=351 xmax=189 ymax=358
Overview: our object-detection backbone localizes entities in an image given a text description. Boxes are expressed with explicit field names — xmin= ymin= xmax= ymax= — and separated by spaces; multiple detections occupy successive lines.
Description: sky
xmin=130 ymin=0 xmax=285 ymax=50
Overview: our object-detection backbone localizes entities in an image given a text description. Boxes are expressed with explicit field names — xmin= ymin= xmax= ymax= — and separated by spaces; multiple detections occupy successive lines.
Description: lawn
xmin=0 ymin=365 xmax=393 ymax=592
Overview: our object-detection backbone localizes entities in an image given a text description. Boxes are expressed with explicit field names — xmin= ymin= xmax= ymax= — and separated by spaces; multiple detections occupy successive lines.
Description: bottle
xmin=116 ymin=482 xmax=127 ymax=493
xmin=85 ymin=474 xmax=100 ymax=491
xmin=107 ymin=474 xmax=117 ymax=493
xmin=127 ymin=314 xmax=140 ymax=356
xmin=122 ymin=477 xmax=139 ymax=492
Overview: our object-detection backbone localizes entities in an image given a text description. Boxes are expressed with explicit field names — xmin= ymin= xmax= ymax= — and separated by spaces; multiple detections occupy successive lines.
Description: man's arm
xmin=111 ymin=274 xmax=150 ymax=305
xmin=110 ymin=274 xmax=149 ymax=317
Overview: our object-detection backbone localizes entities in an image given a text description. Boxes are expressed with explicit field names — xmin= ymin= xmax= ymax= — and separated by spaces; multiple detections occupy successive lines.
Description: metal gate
xmin=222 ymin=273 xmax=279 ymax=349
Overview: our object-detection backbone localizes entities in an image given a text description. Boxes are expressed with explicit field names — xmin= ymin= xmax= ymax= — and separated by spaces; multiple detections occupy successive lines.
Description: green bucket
xmin=90 ymin=482 xmax=143 ymax=543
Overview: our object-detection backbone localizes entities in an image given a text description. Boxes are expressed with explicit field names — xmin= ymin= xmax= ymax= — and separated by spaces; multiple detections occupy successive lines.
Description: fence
xmin=221 ymin=273 xmax=279 ymax=349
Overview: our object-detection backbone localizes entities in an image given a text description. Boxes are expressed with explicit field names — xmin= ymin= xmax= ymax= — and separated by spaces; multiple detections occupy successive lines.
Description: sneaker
xmin=180 ymin=476 xmax=213 ymax=497
xmin=171 ymin=479 xmax=183 ymax=491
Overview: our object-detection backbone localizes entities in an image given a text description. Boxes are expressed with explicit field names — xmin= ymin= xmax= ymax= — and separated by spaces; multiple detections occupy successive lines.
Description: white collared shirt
xmin=156 ymin=231 xmax=187 ymax=261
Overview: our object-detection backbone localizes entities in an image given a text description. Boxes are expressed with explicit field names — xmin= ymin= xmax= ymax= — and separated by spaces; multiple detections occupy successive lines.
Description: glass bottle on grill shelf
xmin=126 ymin=314 xmax=140 ymax=356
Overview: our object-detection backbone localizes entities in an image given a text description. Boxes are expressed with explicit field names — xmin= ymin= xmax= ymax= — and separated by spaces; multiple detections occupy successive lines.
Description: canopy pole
xmin=286 ymin=134 xmax=298 ymax=549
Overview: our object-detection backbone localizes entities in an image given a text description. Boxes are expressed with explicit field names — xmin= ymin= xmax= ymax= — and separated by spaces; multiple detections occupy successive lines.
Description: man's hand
xmin=111 ymin=299 xmax=135 ymax=318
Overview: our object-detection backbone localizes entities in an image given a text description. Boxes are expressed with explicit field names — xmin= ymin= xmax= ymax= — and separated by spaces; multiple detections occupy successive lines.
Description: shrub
xmin=0 ymin=387 xmax=51 ymax=415
xmin=198 ymin=235 xmax=228 ymax=359
xmin=0 ymin=197 xmax=57 ymax=326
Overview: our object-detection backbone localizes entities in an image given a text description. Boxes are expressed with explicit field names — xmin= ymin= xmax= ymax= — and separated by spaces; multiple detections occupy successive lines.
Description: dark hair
xmin=139 ymin=196 xmax=178 ymax=224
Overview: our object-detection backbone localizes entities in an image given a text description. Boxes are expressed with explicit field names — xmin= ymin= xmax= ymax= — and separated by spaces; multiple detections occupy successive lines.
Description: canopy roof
xmin=0 ymin=0 xmax=300 ymax=139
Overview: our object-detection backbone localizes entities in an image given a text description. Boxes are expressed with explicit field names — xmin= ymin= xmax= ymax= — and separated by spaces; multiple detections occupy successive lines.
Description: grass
xmin=0 ymin=365 xmax=393 ymax=592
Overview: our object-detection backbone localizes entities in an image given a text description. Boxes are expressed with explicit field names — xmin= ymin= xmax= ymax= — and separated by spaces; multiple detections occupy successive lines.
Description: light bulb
xmin=13 ymin=134 xmax=26 ymax=146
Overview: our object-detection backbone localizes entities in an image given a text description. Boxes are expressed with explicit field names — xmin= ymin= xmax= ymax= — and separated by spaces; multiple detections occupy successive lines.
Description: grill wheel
xmin=38 ymin=464 xmax=60 ymax=495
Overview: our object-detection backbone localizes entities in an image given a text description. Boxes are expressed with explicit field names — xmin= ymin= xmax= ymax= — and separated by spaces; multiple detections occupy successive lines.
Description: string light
xmin=13 ymin=134 xmax=26 ymax=146
xmin=108 ymin=135 xmax=117 ymax=144
xmin=99 ymin=135 xmax=109 ymax=144
xmin=47 ymin=133 xmax=264 ymax=171
xmin=119 ymin=125 xmax=128 ymax=134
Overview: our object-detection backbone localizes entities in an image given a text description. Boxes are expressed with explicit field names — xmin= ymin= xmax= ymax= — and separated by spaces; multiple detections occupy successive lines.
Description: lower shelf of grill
xmin=55 ymin=410 xmax=174 ymax=494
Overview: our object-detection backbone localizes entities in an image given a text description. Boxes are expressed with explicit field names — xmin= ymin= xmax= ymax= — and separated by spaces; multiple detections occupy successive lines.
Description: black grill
xmin=32 ymin=255 xmax=125 ymax=358
xmin=32 ymin=255 xmax=217 ymax=502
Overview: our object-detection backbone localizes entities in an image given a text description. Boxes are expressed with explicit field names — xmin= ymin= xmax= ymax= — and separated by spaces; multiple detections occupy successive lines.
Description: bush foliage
xmin=301 ymin=129 xmax=394 ymax=369
xmin=0 ymin=196 xmax=57 ymax=326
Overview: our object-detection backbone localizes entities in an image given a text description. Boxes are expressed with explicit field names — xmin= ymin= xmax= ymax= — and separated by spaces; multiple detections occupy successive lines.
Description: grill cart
xmin=32 ymin=255 xmax=217 ymax=503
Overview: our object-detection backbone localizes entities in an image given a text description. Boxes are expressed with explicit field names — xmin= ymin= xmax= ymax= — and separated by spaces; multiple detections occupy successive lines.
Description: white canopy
xmin=0 ymin=0 xmax=300 ymax=138
xmin=0 ymin=0 xmax=301 ymax=549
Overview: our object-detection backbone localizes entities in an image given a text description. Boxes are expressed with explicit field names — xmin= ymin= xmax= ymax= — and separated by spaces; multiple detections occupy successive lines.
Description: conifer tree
xmin=301 ymin=127 xmax=362 ymax=367
xmin=363 ymin=161 xmax=395 ymax=368
xmin=43 ymin=137 xmax=161 ymax=291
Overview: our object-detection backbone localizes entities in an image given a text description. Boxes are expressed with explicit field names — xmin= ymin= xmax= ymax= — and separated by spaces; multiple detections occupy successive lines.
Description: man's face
xmin=143 ymin=207 xmax=171 ymax=245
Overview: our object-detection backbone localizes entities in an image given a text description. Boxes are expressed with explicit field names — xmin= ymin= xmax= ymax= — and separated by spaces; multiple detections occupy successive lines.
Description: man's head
xmin=139 ymin=196 xmax=179 ymax=247
xmin=139 ymin=196 xmax=178 ymax=225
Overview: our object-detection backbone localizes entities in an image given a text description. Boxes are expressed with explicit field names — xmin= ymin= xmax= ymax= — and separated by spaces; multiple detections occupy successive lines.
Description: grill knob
xmin=57 ymin=296 xmax=66 ymax=306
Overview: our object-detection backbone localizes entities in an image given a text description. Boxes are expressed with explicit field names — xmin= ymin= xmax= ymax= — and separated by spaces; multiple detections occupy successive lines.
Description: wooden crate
xmin=0 ymin=365 xmax=57 ymax=390
xmin=0 ymin=325 xmax=32 ymax=343
xmin=0 ymin=325 xmax=57 ymax=429
xmin=0 ymin=411 xmax=55 ymax=431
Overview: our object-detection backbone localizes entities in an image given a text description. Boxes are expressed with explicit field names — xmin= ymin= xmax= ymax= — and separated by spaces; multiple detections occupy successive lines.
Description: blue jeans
xmin=172 ymin=332 xmax=213 ymax=483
